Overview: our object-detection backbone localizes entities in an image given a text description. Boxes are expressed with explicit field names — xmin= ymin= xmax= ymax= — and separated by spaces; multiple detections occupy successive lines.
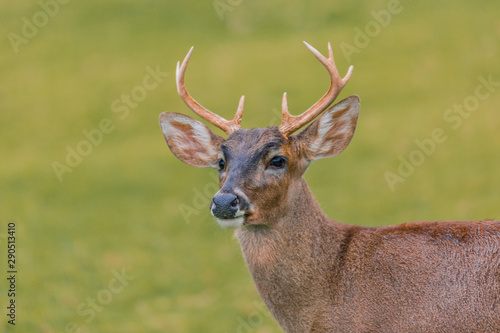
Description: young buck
xmin=159 ymin=42 xmax=500 ymax=332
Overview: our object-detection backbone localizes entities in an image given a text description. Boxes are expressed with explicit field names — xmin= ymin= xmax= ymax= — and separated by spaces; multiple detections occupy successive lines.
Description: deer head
xmin=160 ymin=42 xmax=360 ymax=228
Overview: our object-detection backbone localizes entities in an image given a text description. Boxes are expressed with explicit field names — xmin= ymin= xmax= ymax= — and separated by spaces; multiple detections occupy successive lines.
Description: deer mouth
xmin=215 ymin=215 xmax=246 ymax=229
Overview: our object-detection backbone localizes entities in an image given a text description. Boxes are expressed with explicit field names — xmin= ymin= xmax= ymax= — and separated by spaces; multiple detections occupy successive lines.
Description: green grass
xmin=1 ymin=0 xmax=499 ymax=332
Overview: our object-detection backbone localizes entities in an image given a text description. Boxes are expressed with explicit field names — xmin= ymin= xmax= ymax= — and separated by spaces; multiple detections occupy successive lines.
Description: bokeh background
xmin=1 ymin=0 xmax=499 ymax=332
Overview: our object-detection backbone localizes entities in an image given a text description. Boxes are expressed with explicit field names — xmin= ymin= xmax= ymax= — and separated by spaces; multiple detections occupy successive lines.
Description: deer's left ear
xmin=293 ymin=95 xmax=360 ymax=161
xmin=159 ymin=112 xmax=224 ymax=168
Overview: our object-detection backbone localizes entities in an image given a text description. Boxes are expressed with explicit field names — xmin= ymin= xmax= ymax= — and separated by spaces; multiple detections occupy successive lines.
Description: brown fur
xmin=160 ymin=95 xmax=500 ymax=332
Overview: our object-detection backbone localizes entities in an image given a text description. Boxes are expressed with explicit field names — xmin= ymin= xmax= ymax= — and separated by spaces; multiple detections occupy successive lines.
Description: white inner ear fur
xmin=309 ymin=111 xmax=335 ymax=152
xmin=309 ymin=109 xmax=351 ymax=156
xmin=162 ymin=116 xmax=219 ymax=163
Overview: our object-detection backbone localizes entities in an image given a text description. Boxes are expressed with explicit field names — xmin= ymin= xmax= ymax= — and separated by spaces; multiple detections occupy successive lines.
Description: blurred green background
xmin=1 ymin=0 xmax=499 ymax=332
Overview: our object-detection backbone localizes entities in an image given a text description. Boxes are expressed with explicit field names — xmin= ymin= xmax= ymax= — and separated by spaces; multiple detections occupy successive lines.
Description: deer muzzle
xmin=210 ymin=191 xmax=250 ymax=228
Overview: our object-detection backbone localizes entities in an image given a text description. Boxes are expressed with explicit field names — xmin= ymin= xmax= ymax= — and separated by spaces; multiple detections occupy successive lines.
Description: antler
xmin=278 ymin=41 xmax=353 ymax=137
xmin=176 ymin=47 xmax=244 ymax=134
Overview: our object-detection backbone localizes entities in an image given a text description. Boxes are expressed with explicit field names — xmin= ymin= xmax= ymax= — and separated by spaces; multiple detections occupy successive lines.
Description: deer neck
xmin=236 ymin=178 xmax=342 ymax=259
xmin=235 ymin=178 xmax=346 ymax=329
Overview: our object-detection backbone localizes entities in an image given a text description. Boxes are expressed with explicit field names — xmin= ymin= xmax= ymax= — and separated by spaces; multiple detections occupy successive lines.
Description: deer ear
xmin=294 ymin=95 xmax=360 ymax=161
xmin=159 ymin=112 xmax=224 ymax=168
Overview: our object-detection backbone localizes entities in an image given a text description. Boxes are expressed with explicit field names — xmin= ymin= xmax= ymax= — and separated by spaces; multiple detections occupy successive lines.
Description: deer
xmin=159 ymin=41 xmax=500 ymax=332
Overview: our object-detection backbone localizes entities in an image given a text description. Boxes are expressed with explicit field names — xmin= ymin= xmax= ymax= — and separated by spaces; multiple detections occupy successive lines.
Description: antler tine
xmin=278 ymin=41 xmax=353 ymax=137
xmin=234 ymin=95 xmax=245 ymax=126
xmin=281 ymin=92 xmax=291 ymax=122
xmin=176 ymin=47 xmax=243 ymax=134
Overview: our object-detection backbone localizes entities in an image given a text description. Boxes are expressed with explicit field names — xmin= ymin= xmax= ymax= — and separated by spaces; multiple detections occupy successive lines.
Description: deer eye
xmin=269 ymin=156 xmax=287 ymax=169
xmin=218 ymin=159 xmax=226 ymax=171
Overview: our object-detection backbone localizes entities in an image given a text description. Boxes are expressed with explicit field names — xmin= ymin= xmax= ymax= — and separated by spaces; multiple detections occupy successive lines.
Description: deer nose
xmin=211 ymin=193 xmax=240 ymax=219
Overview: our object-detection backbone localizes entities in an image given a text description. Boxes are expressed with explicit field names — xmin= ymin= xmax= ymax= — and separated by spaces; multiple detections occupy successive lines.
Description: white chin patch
xmin=216 ymin=216 xmax=245 ymax=229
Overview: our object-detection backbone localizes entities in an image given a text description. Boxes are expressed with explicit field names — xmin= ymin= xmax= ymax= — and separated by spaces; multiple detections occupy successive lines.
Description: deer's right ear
xmin=159 ymin=112 xmax=224 ymax=168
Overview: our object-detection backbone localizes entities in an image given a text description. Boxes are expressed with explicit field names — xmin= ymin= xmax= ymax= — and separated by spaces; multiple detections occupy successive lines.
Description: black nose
xmin=211 ymin=193 xmax=239 ymax=219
